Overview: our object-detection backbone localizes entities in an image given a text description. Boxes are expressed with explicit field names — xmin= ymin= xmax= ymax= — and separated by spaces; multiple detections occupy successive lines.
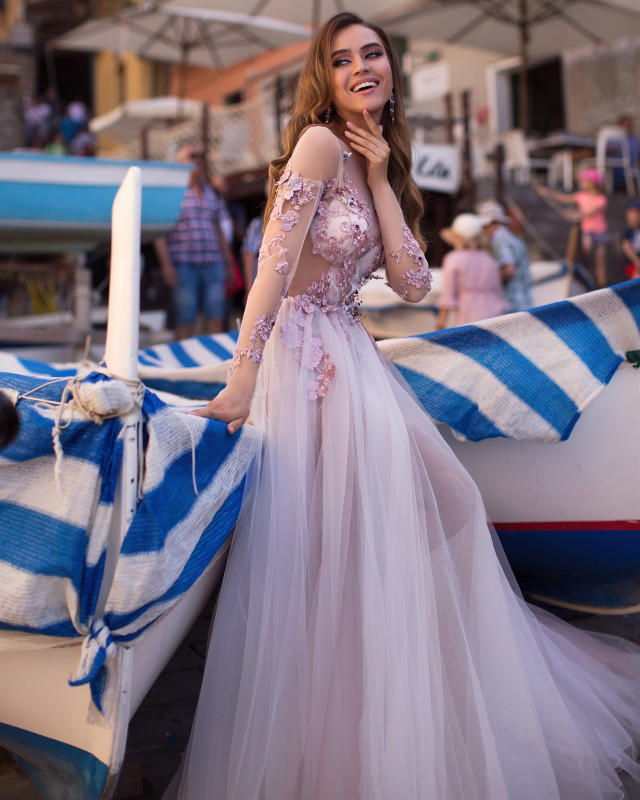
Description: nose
xmin=352 ymin=56 xmax=369 ymax=74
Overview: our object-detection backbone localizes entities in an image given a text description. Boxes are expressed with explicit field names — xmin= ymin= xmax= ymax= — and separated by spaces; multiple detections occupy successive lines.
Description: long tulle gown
xmin=166 ymin=126 xmax=640 ymax=799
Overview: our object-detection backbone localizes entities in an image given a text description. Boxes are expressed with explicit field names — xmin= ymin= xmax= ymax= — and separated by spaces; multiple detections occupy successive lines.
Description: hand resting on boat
xmin=190 ymin=385 xmax=252 ymax=434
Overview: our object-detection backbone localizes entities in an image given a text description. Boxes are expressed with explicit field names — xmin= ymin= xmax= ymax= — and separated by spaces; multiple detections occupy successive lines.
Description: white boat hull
xmin=440 ymin=363 xmax=640 ymax=612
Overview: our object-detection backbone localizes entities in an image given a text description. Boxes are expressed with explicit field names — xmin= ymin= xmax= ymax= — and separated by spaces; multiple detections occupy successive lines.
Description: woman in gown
xmin=168 ymin=12 xmax=640 ymax=799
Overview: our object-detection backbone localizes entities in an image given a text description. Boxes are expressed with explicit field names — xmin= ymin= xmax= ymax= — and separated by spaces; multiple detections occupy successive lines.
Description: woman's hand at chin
xmin=344 ymin=109 xmax=390 ymax=192
xmin=190 ymin=387 xmax=251 ymax=434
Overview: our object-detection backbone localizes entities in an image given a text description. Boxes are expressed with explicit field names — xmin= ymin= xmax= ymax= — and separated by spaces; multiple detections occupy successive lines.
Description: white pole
xmin=104 ymin=166 xmax=142 ymax=380
xmin=96 ymin=166 xmax=143 ymax=619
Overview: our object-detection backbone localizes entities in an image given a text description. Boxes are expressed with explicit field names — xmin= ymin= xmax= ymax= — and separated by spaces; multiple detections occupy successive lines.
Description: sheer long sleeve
xmin=227 ymin=127 xmax=341 ymax=391
xmin=365 ymin=182 xmax=431 ymax=303
xmin=384 ymin=223 xmax=432 ymax=302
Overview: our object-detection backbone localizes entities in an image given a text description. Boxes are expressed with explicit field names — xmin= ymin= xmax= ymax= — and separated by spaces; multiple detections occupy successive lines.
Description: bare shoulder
xmin=295 ymin=125 xmax=343 ymax=157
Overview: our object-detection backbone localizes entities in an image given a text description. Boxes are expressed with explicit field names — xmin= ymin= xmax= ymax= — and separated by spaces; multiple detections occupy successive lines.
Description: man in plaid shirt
xmin=155 ymin=144 xmax=234 ymax=338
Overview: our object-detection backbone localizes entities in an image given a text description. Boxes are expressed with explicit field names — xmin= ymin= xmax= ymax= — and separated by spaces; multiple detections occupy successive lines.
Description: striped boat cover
xmin=133 ymin=281 xmax=640 ymax=443
xmin=380 ymin=279 xmax=640 ymax=442
xmin=0 ymin=370 xmax=257 ymax=712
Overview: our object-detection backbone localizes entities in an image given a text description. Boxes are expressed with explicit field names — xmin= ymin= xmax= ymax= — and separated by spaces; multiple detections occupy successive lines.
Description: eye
xmin=365 ymin=50 xmax=384 ymax=59
xmin=332 ymin=57 xmax=350 ymax=67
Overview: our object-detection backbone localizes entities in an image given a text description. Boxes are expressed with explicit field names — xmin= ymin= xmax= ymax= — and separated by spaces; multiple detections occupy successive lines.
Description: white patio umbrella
xmin=51 ymin=2 xmax=313 ymax=99
xmin=373 ymin=0 xmax=640 ymax=132
xmin=89 ymin=95 xmax=202 ymax=144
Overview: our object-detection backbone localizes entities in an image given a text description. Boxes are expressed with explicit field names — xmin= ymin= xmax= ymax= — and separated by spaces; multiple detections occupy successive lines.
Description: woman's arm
xmin=345 ymin=112 xmax=431 ymax=303
xmin=192 ymin=127 xmax=340 ymax=431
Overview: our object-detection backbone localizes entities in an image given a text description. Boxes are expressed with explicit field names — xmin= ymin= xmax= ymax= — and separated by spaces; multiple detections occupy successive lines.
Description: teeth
xmin=353 ymin=81 xmax=377 ymax=92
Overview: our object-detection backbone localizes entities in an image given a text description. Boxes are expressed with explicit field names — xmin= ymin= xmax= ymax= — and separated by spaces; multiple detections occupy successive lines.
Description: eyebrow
xmin=331 ymin=42 xmax=382 ymax=58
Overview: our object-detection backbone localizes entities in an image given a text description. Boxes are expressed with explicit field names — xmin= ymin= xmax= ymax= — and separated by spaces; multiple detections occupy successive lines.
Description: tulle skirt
xmin=166 ymin=299 xmax=640 ymax=800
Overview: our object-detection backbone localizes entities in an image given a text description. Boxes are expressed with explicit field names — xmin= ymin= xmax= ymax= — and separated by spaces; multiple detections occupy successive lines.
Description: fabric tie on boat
xmin=68 ymin=617 xmax=118 ymax=721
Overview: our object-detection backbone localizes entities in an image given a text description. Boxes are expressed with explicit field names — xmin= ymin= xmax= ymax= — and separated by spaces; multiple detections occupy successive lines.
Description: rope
xmin=18 ymin=369 xmax=145 ymax=492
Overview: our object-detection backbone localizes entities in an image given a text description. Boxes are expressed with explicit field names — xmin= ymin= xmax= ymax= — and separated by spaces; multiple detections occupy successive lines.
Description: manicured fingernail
xmin=346 ymin=121 xmax=353 ymax=127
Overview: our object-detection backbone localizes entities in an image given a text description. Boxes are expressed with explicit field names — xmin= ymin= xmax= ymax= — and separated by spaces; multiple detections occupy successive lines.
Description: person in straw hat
xmin=477 ymin=199 xmax=534 ymax=312
xmin=436 ymin=213 xmax=507 ymax=330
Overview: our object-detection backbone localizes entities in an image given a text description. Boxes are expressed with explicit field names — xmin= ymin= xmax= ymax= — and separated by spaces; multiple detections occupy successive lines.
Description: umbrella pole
xmin=518 ymin=0 xmax=530 ymax=134
xmin=201 ymin=101 xmax=210 ymax=183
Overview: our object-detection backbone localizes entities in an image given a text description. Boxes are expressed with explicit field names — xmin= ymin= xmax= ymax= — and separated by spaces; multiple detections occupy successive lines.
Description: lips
xmin=351 ymin=80 xmax=379 ymax=93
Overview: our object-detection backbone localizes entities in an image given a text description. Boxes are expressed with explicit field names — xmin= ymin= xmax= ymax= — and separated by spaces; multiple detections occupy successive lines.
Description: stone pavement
xmin=2 ymin=593 xmax=640 ymax=800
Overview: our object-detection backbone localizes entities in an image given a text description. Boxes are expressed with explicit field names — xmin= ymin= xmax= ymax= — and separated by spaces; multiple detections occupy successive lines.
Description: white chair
xmin=547 ymin=150 xmax=574 ymax=192
xmin=595 ymin=126 xmax=639 ymax=196
xmin=471 ymin=136 xmax=493 ymax=180
xmin=501 ymin=129 xmax=550 ymax=185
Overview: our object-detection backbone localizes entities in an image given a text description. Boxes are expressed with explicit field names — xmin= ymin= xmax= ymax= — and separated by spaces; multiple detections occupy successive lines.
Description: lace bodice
xmin=228 ymin=126 xmax=431 ymax=384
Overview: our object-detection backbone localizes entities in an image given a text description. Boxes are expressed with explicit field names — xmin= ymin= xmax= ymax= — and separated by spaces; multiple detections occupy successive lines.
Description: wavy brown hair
xmin=264 ymin=12 xmax=425 ymax=251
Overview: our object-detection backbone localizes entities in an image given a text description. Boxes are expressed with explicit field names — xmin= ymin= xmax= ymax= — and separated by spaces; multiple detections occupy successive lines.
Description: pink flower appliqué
xmin=307 ymin=353 xmax=336 ymax=399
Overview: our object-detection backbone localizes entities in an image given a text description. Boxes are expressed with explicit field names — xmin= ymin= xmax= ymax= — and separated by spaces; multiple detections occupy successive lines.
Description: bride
xmin=167 ymin=12 xmax=640 ymax=799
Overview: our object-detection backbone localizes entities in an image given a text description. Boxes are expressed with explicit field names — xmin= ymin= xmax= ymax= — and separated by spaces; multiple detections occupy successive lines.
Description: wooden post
xmin=275 ymin=74 xmax=284 ymax=141
xmin=494 ymin=143 xmax=505 ymax=206
xmin=201 ymin=101 xmax=210 ymax=183
xmin=459 ymin=89 xmax=475 ymax=210
xmin=444 ymin=92 xmax=454 ymax=145
xmin=518 ymin=0 xmax=530 ymax=133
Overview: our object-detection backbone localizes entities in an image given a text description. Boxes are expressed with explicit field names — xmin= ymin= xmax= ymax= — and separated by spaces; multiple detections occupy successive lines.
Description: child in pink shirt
xmin=537 ymin=168 xmax=608 ymax=287
xmin=436 ymin=213 xmax=507 ymax=329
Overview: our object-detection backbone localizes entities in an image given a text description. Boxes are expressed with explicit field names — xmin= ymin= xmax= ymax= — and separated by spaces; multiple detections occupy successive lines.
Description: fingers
xmin=346 ymin=116 xmax=384 ymax=144
xmin=190 ymin=405 xmax=247 ymax=434
xmin=362 ymin=109 xmax=383 ymax=136
xmin=189 ymin=405 xmax=218 ymax=418
xmin=227 ymin=415 xmax=247 ymax=435
xmin=345 ymin=124 xmax=389 ymax=161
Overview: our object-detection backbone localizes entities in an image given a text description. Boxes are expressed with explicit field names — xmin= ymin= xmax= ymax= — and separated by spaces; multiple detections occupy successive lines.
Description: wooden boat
xmin=0 ymin=151 xmax=191 ymax=253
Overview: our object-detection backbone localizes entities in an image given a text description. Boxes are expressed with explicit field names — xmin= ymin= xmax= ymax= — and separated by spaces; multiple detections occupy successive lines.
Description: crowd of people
xmin=23 ymin=88 xmax=95 ymax=156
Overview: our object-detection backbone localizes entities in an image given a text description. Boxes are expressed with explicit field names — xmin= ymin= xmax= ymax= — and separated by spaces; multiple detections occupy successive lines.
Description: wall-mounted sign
xmin=411 ymin=143 xmax=461 ymax=194
xmin=411 ymin=61 xmax=450 ymax=103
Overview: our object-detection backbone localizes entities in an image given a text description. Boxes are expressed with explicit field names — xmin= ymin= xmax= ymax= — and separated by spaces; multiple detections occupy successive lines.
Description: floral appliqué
xmin=279 ymin=296 xmax=336 ymax=400
xmin=387 ymin=224 xmax=432 ymax=300
xmin=228 ymin=312 xmax=277 ymax=377
xmin=258 ymin=170 xmax=319 ymax=276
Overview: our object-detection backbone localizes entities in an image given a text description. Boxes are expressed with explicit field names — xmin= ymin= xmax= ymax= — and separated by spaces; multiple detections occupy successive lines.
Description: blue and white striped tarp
xmin=380 ymin=279 xmax=640 ymax=442
xmin=0 ymin=370 xmax=257 ymax=712
xmin=134 ymin=281 xmax=640 ymax=442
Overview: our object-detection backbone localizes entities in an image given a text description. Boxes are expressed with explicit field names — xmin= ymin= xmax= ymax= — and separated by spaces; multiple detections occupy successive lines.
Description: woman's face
xmin=329 ymin=24 xmax=393 ymax=126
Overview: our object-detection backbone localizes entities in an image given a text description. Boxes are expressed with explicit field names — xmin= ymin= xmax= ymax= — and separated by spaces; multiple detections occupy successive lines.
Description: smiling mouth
xmin=351 ymin=81 xmax=378 ymax=93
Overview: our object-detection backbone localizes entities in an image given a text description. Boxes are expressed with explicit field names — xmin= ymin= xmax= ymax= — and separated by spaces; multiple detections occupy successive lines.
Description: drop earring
xmin=323 ymin=106 xmax=332 ymax=124
xmin=389 ymin=91 xmax=396 ymax=124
